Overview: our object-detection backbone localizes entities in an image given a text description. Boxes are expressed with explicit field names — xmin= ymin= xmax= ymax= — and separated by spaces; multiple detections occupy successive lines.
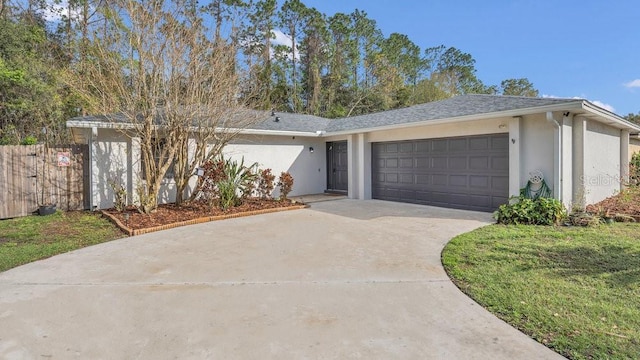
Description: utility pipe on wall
xmin=546 ymin=112 xmax=562 ymax=202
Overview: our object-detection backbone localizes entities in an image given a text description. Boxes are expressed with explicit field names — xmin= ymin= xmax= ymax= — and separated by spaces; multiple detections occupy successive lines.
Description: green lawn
xmin=0 ymin=211 xmax=124 ymax=272
xmin=442 ymin=224 xmax=640 ymax=360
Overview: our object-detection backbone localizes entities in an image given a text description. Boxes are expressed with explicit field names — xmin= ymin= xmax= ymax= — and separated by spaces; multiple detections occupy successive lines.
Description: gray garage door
xmin=372 ymin=134 xmax=509 ymax=212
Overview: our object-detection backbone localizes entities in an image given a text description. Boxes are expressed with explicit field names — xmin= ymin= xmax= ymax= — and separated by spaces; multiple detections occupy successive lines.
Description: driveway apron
xmin=0 ymin=199 xmax=565 ymax=359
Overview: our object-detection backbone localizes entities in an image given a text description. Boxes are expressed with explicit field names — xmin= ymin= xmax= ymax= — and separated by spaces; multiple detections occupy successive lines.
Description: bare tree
xmin=68 ymin=0 xmax=261 ymax=213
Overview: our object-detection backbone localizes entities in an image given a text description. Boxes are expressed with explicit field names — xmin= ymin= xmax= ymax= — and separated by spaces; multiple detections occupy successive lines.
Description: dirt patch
xmin=102 ymin=199 xmax=304 ymax=231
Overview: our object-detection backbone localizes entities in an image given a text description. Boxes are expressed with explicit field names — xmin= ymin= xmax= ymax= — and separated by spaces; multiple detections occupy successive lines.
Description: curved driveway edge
xmin=0 ymin=200 xmax=565 ymax=359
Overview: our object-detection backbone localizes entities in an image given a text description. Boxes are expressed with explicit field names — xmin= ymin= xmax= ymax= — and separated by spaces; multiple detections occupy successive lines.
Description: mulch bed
xmin=101 ymin=198 xmax=306 ymax=236
xmin=585 ymin=188 xmax=640 ymax=217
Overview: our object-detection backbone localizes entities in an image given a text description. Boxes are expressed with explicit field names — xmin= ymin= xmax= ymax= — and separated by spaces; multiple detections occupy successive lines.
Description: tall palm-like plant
xmin=216 ymin=157 xmax=258 ymax=210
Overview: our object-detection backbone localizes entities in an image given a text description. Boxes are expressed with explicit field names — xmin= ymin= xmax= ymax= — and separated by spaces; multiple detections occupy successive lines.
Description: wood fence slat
xmin=0 ymin=144 xmax=88 ymax=219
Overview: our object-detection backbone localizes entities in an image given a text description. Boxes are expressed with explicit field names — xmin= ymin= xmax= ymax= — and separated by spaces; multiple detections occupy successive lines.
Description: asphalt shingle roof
xmin=68 ymin=95 xmax=592 ymax=135
xmin=325 ymin=94 xmax=582 ymax=133
xmin=250 ymin=111 xmax=330 ymax=133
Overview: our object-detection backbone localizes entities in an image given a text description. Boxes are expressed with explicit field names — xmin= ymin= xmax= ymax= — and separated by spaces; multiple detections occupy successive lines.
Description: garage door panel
xmin=449 ymin=156 xmax=467 ymax=169
xmin=416 ymin=141 xmax=430 ymax=152
xmin=432 ymin=140 xmax=447 ymax=152
xmin=468 ymin=195 xmax=491 ymax=207
xmin=399 ymin=189 xmax=415 ymax=200
xmin=469 ymin=156 xmax=489 ymax=170
xmin=416 ymin=157 xmax=430 ymax=168
xmin=372 ymin=134 xmax=508 ymax=212
xmin=449 ymin=175 xmax=467 ymax=187
xmin=469 ymin=137 xmax=489 ymax=150
xmin=449 ymin=138 xmax=467 ymax=151
xmin=492 ymin=176 xmax=509 ymax=191
xmin=399 ymin=142 xmax=413 ymax=153
xmin=400 ymin=173 xmax=414 ymax=184
xmin=432 ymin=157 xmax=447 ymax=169
xmin=492 ymin=136 xmax=509 ymax=150
xmin=492 ymin=156 xmax=509 ymax=170
xmin=399 ymin=157 xmax=413 ymax=168
xmin=492 ymin=196 xmax=509 ymax=208
xmin=431 ymin=192 xmax=450 ymax=203
xmin=416 ymin=175 xmax=430 ymax=185
xmin=432 ymin=174 xmax=447 ymax=186
xmin=469 ymin=175 xmax=489 ymax=188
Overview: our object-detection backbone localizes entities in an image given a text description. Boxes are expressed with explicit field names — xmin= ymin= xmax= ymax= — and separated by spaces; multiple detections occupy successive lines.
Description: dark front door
xmin=327 ymin=141 xmax=348 ymax=192
xmin=372 ymin=134 xmax=509 ymax=212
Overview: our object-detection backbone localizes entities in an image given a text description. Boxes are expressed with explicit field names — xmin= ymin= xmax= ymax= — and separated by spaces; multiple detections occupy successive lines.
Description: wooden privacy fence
xmin=0 ymin=144 xmax=89 ymax=219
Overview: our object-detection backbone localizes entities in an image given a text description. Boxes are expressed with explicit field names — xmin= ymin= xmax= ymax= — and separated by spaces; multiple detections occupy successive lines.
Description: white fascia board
xmin=581 ymin=101 xmax=640 ymax=132
xmin=324 ymin=102 xmax=586 ymax=137
xmin=66 ymin=120 xmax=133 ymax=130
xmin=224 ymin=128 xmax=324 ymax=137
xmin=66 ymin=120 xmax=322 ymax=138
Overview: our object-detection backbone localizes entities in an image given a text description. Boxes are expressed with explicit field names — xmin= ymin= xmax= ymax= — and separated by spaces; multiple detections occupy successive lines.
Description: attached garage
xmin=372 ymin=134 xmax=509 ymax=212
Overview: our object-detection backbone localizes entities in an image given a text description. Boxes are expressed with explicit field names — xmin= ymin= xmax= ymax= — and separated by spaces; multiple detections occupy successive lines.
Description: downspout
xmin=546 ymin=112 xmax=562 ymax=202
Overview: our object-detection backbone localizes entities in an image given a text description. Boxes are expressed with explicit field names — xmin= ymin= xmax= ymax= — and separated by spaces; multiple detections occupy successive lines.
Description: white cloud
xmin=624 ymin=79 xmax=640 ymax=88
xmin=270 ymin=29 xmax=300 ymax=61
xmin=592 ymin=100 xmax=615 ymax=113
xmin=543 ymin=94 xmax=616 ymax=113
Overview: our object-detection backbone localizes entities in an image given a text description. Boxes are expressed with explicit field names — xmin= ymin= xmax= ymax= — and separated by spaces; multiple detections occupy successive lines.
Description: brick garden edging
xmin=101 ymin=204 xmax=309 ymax=236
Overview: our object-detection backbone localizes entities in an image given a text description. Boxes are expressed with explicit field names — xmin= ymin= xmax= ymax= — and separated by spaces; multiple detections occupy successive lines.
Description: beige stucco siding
xmin=225 ymin=135 xmax=326 ymax=198
xmin=519 ymin=114 xmax=555 ymax=193
xmin=584 ymin=120 xmax=621 ymax=204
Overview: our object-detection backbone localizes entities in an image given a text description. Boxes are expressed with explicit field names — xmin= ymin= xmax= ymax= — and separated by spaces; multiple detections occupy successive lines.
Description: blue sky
xmin=298 ymin=0 xmax=639 ymax=116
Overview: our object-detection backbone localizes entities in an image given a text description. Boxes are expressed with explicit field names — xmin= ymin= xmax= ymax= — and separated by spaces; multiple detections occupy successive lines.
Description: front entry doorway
xmin=326 ymin=141 xmax=348 ymax=193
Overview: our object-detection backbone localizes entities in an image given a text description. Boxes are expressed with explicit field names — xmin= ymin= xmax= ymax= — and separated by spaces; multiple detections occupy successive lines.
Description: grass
xmin=442 ymin=223 xmax=640 ymax=359
xmin=0 ymin=211 xmax=124 ymax=272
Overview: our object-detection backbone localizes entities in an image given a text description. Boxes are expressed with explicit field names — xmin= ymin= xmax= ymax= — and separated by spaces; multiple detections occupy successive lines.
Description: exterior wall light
xmin=309 ymin=146 xmax=314 ymax=153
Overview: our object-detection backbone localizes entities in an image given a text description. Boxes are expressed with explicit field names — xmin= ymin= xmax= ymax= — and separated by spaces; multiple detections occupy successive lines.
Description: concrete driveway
xmin=0 ymin=200 xmax=564 ymax=359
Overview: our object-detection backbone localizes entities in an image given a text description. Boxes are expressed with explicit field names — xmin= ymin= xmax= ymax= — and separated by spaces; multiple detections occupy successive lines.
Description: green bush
xmin=494 ymin=196 xmax=566 ymax=225
xmin=20 ymin=135 xmax=38 ymax=145
xmin=215 ymin=157 xmax=257 ymax=210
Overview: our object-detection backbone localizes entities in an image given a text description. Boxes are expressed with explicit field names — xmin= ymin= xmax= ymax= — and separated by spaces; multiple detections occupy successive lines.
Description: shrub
xmin=215 ymin=157 xmax=257 ymax=210
xmin=21 ymin=135 xmax=38 ymax=145
xmin=277 ymin=172 xmax=294 ymax=201
xmin=630 ymin=152 xmax=640 ymax=186
xmin=109 ymin=180 xmax=127 ymax=212
xmin=494 ymin=196 xmax=566 ymax=225
xmin=257 ymin=168 xmax=275 ymax=199
xmin=198 ymin=158 xmax=226 ymax=204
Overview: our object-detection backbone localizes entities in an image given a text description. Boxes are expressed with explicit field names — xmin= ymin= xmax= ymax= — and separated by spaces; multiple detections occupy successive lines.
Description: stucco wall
xmin=519 ymin=114 xmax=555 ymax=195
xmin=91 ymin=131 xmax=326 ymax=209
xmin=584 ymin=120 xmax=621 ymax=204
xmin=225 ymin=135 xmax=326 ymax=197
xmin=91 ymin=128 xmax=131 ymax=209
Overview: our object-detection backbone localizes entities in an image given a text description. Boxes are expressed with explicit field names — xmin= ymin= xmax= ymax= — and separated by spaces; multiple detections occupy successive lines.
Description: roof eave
xmin=580 ymin=101 xmax=640 ymax=131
